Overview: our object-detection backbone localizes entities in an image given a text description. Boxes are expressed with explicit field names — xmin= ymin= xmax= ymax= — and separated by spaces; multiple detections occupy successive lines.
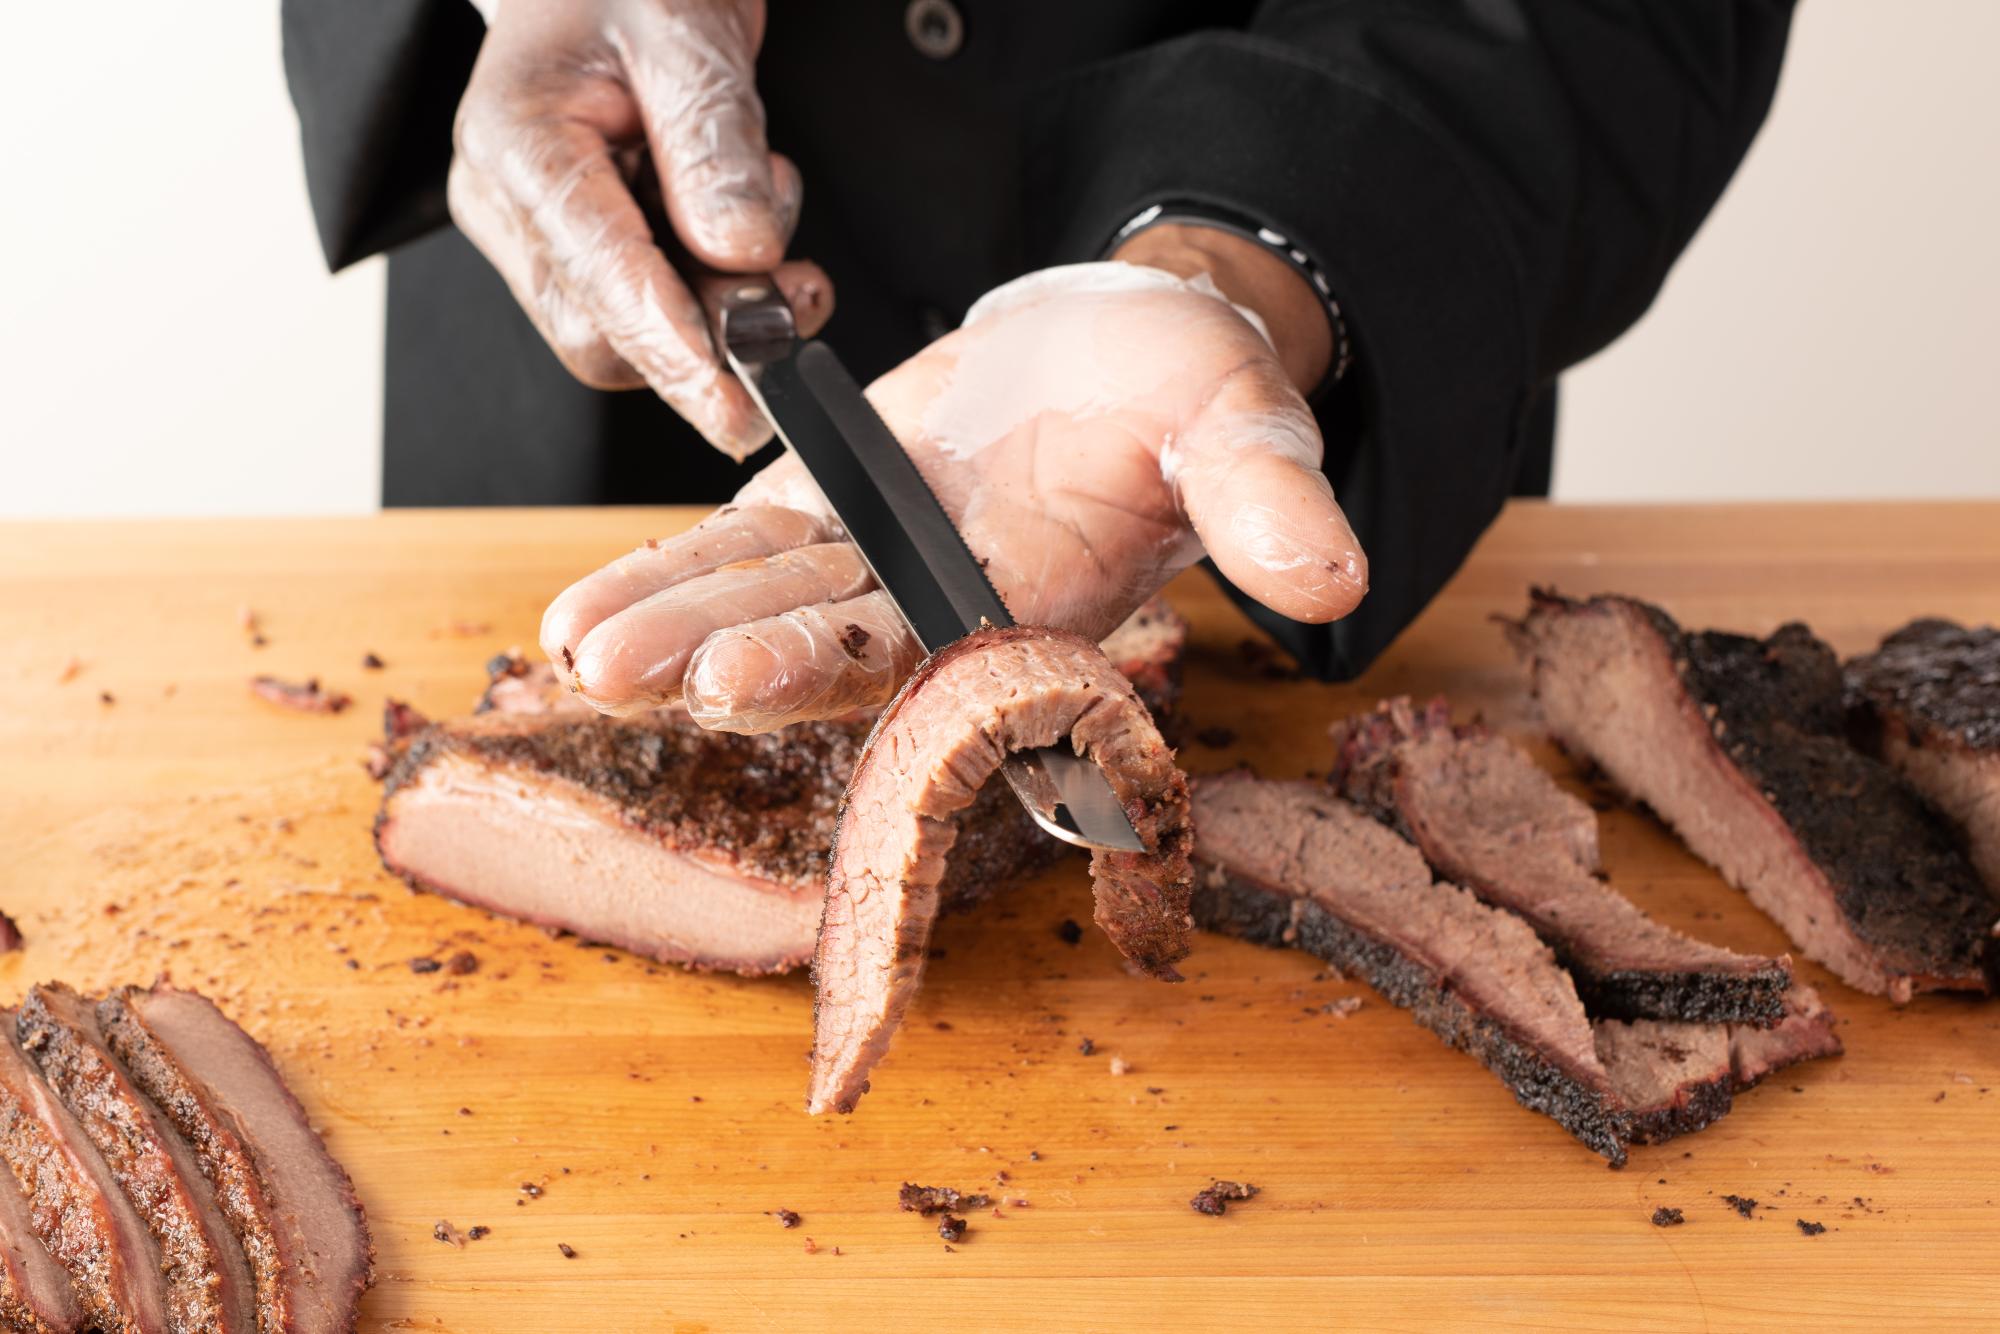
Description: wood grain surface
xmin=1 ymin=502 xmax=1995 ymax=1331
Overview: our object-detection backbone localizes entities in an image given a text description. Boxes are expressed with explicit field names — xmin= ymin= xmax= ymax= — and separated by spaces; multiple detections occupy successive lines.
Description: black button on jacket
xmin=282 ymin=0 xmax=1794 ymax=680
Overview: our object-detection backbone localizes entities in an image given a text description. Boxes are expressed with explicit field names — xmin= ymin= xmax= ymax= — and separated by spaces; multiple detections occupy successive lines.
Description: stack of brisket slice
xmin=0 ymin=983 xmax=372 ymax=1334
xmin=1189 ymin=698 xmax=1842 ymax=1165
xmin=1507 ymin=591 xmax=1998 ymax=1002
xmin=373 ymin=600 xmax=1186 ymax=976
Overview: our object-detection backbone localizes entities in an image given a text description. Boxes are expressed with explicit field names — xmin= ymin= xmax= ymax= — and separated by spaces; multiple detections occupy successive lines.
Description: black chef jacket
xmin=282 ymin=0 xmax=1794 ymax=679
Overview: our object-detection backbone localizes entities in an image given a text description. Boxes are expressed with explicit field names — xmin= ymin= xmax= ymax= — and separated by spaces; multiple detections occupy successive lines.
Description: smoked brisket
xmin=1507 ymin=591 xmax=1996 ymax=1001
xmin=18 ymin=985 xmax=256 ymax=1334
xmin=1331 ymin=697 xmax=1793 ymax=1024
xmin=0 ymin=1021 xmax=135 ymax=1333
xmin=98 ymin=986 xmax=372 ymax=1334
xmin=1846 ymin=619 xmax=2000 ymax=897
xmin=808 ymin=627 xmax=1192 ymax=1115
xmin=1189 ymin=773 xmax=1840 ymax=1162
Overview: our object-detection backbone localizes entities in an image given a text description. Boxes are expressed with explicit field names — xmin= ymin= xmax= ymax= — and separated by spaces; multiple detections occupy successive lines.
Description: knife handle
xmin=684 ymin=271 xmax=798 ymax=369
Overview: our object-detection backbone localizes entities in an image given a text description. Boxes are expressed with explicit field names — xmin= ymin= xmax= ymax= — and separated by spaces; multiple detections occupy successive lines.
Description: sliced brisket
xmin=1189 ymin=774 xmax=1841 ymax=1161
xmin=18 ymin=985 xmax=255 ymax=1334
xmin=98 ymin=987 xmax=372 ymax=1334
xmin=376 ymin=710 xmax=1053 ymax=975
xmin=0 ymin=1015 xmax=164 ymax=1334
xmin=1507 ymin=591 xmax=1996 ymax=1001
xmin=808 ymin=627 xmax=1192 ymax=1115
xmin=1846 ymin=619 xmax=2000 ymax=897
xmin=1331 ymin=697 xmax=1793 ymax=1024
xmin=0 ymin=1137 xmax=81 ymax=1334
xmin=1187 ymin=772 xmax=1631 ymax=1162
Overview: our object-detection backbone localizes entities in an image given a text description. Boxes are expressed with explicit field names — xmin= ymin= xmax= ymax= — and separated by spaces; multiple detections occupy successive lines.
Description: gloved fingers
xmin=683 ymin=589 xmax=922 ymax=733
xmin=458 ymin=95 xmax=770 ymax=455
xmin=569 ymin=542 xmax=875 ymax=714
xmin=1170 ymin=371 xmax=1368 ymax=624
xmin=447 ymin=156 xmax=644 ymax=390
xmin=540 ymin=505 xmax=833 ymax=687
xmin=629 ymin=5 xmax=784 ymax=270
xmin=732 ymin=452 xmax=838 ymax=525
xmin=772 ymin=258 xmax=835 ymax=340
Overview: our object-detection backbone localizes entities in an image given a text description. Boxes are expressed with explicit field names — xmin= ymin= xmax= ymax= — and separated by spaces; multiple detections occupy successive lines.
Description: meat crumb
xmin=1109 ymin=1056 xmax=1131 ymax=1077
xmin=1797 ymin=1219 xmax=1827 ymax=1237
xmin=836 ymin=623 xmax=872 ymax=660
xmin=1190 ymin=1181 xmax=1259 ymax=1216
xmin=772 ymin=1209 xmax=801 ymax=1229
xmin=520 ymin=1182 xmax=544 ymax=1198
xmin=250 ymin=675 xmax=351 ymax=715
xmin=1055 ymin=919 xmax=1084 ymax=945
xmin=408 ymin=957 xmax=443 ymax=974
xmin=1651 ymin=1207 xmax=1684 ymax=1227
xmin=361 ymin=652 xmax=386 ymax=670
xmin=1318 ymin=997 xmax=1365 ymax=1018
xmin=444 ymin=950 xmax=480 ymax=975
xmin=937 ymin=1215 xmax=968 ymax=1243
xmin=432 ymin=1220 xmax=465 ymax=1248
xmin=557 ymin=1243 xmax=577 ymax=1259
xmin=898 ymin=1184 xmax=989 ymax=1215
xmin=57 ymin=657 xmax=84 ymax=684
xmin=802 ymin=1236 xmax=818 ymax=1254
xmin=466 ymin=1225 xmax=490 ymax=1240
xmin=1721 ymin=1194 xmax=1757 ymax=1218
xmin=1077 ymin=1038 xmax=1095 ymax=1056
xmin=99 ymin=691 xmax=116 ymax=706
xmin=0 ymin=912 xmax=22 ymax=954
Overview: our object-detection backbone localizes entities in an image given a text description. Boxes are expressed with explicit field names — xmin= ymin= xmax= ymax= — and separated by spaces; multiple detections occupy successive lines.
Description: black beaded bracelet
xmin=1108 ymin=201 xmax=1353 ymax=393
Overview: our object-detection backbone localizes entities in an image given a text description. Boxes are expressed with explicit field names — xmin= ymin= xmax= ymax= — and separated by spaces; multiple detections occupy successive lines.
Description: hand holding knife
xmin=692 ymin=273 xmax=1146 ymax=853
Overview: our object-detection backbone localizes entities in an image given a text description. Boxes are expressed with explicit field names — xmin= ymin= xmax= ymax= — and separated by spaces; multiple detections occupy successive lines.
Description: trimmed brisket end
xmin=1187 ymin=774 xmax=1631 ymax=1163
xmin=1331 ymin=696 xmax=1793 ymax=1025
xmin=809 ymin=627 xmax=1192 ymax=1115
xmin=98 ymin=987 xmax=373 ymax=1334
xmin=1847 ymin=619 xmax=2000 ymax=898
xmin=19 ymin=984 xmax=256 ymax=1334
xmin=1508 ymin=591 xmax=1995 ymax=1001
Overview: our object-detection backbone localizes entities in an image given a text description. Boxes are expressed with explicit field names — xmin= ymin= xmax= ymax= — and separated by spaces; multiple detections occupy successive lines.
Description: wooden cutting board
xmin=1 ymin=502 xmax=1996 ymax=1331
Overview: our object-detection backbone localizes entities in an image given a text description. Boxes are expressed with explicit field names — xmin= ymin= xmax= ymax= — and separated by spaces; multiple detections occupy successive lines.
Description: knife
xmin=696 ymin=274 xmax=1146 ymax=853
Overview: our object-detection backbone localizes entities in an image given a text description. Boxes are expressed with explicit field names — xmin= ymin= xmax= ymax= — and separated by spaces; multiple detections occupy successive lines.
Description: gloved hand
xmin=542 ymin=254 xmax=1369 ymax=731
xmin=449 ymin=0 xmax=830 ymax=457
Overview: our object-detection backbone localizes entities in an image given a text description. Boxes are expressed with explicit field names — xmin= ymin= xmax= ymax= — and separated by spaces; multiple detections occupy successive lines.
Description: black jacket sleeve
xmin=282 ymin=0 xmax=484 ymax=270
xmin=1023 ymin=0 xmax=1795 ymax=679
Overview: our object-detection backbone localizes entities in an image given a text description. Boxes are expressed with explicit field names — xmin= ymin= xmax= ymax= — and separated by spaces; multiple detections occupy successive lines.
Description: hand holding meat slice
xmin=541 ymin=261 xmax=1367 ymax=731
xmin=807 ymin=626 xmax=1193 ymax=1115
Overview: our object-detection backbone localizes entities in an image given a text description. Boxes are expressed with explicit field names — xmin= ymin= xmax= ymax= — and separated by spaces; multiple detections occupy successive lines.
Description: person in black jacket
xmin=284 ymin=0 xmax=1794 ymax=728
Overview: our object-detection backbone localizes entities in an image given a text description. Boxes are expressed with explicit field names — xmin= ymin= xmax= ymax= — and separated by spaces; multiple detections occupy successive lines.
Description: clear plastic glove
xmin=449 ymin=0 xmax=830 ymax=457
xmin=542 ymin=257 xmax=1369 ymax=730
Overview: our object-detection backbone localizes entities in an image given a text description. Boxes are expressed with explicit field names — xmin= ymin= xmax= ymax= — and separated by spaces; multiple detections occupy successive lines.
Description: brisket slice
xmin=1507 ymin=591 xmax=1996 ymax=1001
xmin=1187 ymin=772 xmax=1630 ymax=1162
xmin=1187 ymin=775 xmax=1841 ymax=1161
xmin=1846 ymin=619 xmax=2000 ymax=897
xmin=98 ymin=987 xmax=372 ymax=1334
xmin=0 ymin=1016 xmax=164 ymax=1334
xmin=0 ymin=1136 xmax=81 ymax=1334
xmin=376 ymin=710 xmax=1053 ymax=976
xmin=1592 ymin=984 xmax=1841 ymax=1144
xmin=18 ymin=985 xmax=255 ymax=1334
xmin=1331 ymin=696 xmax=1793 ymax=1025
xmin=809 ymin=626 xmax=1193 ymax=1115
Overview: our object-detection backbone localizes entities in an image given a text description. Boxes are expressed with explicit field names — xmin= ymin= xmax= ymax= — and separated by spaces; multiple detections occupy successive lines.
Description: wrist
xmin=1111 ymin=222 xmax=1332 ymax=394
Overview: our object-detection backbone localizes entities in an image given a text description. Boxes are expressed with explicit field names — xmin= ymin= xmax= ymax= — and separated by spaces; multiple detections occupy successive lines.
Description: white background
xmin=2 ymin=1 xmax=1995 ymax=518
